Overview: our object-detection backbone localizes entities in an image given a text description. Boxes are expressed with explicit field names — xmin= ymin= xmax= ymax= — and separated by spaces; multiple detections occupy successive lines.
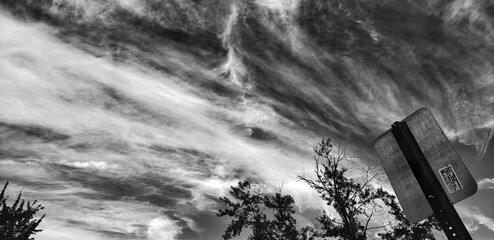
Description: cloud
xmin=254 ymin=0 xmax=300 ymax=11
xmin=58 ymin=160 xmax=117 ymax=170
xmin=147 ymin=217 xmax=182 ymax=240
xmin=0 ymin=11 xmax=321 ymax=239
xmin=478 ymin=178 xmax=494 ymax=190
xmin=37 ymin=219 xmax=106 ymax=240
xmin=458 ymin=206 xmax=494 ymax=233
xmin=12 ymin=180 xmax=176 ymax=240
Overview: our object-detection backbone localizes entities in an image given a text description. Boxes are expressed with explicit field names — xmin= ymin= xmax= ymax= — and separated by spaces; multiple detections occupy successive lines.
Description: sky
xmin=0 ymin=0 xmax=493 ymax=239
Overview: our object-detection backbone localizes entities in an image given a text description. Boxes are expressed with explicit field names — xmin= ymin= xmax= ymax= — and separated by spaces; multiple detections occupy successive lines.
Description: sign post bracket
xmin=391 ymin=121 xmax=472 ymax=240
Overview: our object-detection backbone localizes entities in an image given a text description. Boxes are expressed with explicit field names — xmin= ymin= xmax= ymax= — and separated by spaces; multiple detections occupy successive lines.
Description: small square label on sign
xmin=438 ymin=165 xmax=463 ymax=194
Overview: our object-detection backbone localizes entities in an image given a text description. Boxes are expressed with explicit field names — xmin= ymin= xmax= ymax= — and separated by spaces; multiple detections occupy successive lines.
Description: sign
xmin=374 ymin=108 xmax=477 ymax=223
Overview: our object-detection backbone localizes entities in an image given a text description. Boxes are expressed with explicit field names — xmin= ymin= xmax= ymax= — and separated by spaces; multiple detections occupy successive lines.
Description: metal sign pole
xmin=391 ymin=121 xmax=472 ymax=240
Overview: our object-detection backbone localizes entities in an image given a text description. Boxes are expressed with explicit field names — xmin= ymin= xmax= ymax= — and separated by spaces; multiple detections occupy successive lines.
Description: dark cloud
xmin=0 ymin=122 xmax=70 ymax=142
xmin=50 ymin=164 xmax=193 ymax=207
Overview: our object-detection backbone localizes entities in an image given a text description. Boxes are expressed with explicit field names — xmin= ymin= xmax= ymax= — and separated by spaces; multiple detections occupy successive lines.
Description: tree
xmin=298 ymin=138 xmax=440 ymax=240
xmin=218 ymin=138 xmax=441 ymax=240
xmin=298 ymin=139 xmax=389 ymax=240
xmin=217 ymin=181 xmax=315 ymax=240
xmin=0 ymin=181 xmax=45 ymax=240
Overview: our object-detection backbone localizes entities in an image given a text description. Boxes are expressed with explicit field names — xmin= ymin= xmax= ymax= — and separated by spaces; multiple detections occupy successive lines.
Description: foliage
xmin=217 ymin=181 xmax=315 ymax=240
xmin=218 ymin=138 xmax=441 ymax=240
xmin=298 ymin=139 xmax=389 ymax=240
xmin=0 ymin=182 xmax=45 ymax=240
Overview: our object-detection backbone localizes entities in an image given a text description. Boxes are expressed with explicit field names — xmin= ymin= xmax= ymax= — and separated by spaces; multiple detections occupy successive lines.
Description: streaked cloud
xmin=0 ymin=8 xmax=318 ymax=239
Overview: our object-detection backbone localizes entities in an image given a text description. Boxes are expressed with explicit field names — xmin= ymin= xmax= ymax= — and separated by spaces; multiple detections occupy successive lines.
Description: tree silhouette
xmin=298 ymin=139 xmax=390 ymax=239
xmin=0 ymin=182 xmax=45 ymax=240
xmin=217 ymin=181 xmax=315 ymax=240
xmin=218 ymin=138 xmax=441 ymax=240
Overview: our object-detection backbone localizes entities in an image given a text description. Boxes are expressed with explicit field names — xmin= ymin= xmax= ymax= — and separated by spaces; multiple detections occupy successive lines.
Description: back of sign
xmin=374 ymin=108 xmax=477 ymax=223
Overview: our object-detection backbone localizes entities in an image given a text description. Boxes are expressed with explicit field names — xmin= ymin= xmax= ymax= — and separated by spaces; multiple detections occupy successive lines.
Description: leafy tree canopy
xmin=0 ymin=182 xmax=45 ymax=240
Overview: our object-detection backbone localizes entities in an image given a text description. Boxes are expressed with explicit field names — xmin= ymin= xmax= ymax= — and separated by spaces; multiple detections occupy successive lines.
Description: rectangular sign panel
xmin=374 ymin=108 xmax=477 ymax=223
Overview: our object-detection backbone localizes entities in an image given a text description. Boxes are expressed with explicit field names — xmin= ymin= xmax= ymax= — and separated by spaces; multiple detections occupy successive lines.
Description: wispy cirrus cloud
xmin=0 ymin=9 xmax=322 ymax=239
